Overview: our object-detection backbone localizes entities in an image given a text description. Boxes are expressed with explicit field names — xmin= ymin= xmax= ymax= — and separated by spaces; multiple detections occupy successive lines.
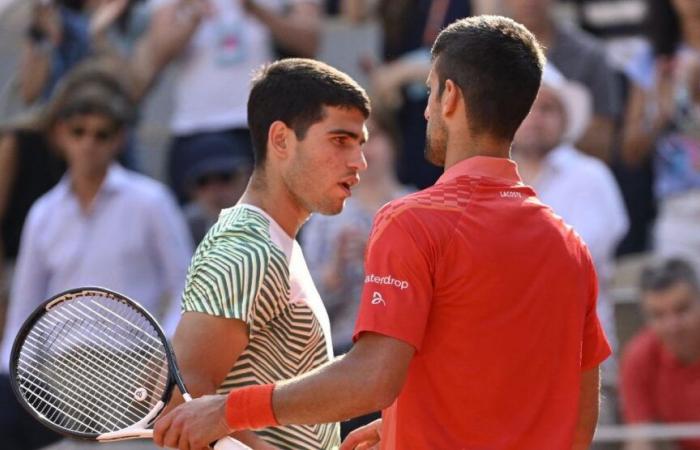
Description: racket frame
xmin=9 ymin=286 xmax=188 ymax=442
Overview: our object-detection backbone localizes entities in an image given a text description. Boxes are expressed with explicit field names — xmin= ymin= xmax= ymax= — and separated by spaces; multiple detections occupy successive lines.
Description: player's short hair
xmin=431 ymin=15 xmax=545 ymax=140
xmin=640 ymin=258 xmax=700 ymax=294
xmin=248 ymin=58 xmax=371 ymax=167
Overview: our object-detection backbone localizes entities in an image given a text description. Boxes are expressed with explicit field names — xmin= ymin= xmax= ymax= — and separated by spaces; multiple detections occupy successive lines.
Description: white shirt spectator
xmin=1 ymin=164 xmax=193 ymax=370
xmin=154 ymin=0 xmax=314 ymax=135
xmin=532 ymin=143 xmax=629 ymax=360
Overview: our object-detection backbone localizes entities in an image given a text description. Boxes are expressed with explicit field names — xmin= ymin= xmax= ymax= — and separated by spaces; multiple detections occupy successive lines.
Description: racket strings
xmin=15 ymin=292 xmax=171 ymax=435
xmin=47 ymin=305 xmax=167 ymax=391
xmin=23 ymin=316 xmax=164 ymax=424
xmin=19 ymin=339 xmax=145 ymax=428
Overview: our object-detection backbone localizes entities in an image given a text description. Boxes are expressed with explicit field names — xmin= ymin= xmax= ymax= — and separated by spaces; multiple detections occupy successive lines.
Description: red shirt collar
xmin=436 ymin=156 xmax=523 ymax=185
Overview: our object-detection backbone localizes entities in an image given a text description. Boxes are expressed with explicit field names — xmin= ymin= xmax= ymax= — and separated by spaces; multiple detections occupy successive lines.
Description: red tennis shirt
xmin=353 ymin=156 xmax=611 ymax=450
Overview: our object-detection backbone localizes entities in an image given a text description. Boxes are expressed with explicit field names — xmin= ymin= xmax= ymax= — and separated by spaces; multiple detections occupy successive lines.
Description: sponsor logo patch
xmin=364 ymin=274 xmax=410 ymax=290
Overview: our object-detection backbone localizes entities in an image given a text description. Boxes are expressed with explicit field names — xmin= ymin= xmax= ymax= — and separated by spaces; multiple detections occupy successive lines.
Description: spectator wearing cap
xmin=0 ymin=61 xmax=193 ymax=373
xmin=513 ymin=64 xmax=628 ymax=386
xmin=181 ymin=134 xmax=253 ymax=245
xmin=620 ymin=257 xmax=700 ymax=450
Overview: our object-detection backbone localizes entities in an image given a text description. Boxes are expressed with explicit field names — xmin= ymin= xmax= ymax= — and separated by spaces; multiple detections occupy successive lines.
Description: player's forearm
xmin=272 ymin=353 xmax=390 ymax=425
xmin=572 ymin=367 xmax=600 ymax=450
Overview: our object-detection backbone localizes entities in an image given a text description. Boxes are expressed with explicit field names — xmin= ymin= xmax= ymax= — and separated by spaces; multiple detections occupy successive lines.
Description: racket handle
xmin=213 ymin=437 xmax=253 ymax=450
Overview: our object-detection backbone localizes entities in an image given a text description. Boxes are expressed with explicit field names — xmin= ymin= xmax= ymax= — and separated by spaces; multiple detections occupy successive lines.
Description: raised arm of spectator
xmin=243 ymin=0 xmax=320 ymax=57
xmin=88 ymin=0 xmax=131 ymax=61
xmin=621 ymin=60 xmax=675 ymax=167
xmin=128 ymin=0 xmax=209 ymax=102
xmin=18 ymin=2 xmax=62 ymax=105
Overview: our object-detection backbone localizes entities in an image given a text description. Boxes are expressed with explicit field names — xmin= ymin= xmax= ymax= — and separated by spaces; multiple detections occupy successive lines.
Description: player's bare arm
xmin=572 ymin=366 xmax=601 ymax=450
xmin=153 ymin=332 xmax=414 ymax=449
xmin=165 ymin=312 xmax=274 ymax=449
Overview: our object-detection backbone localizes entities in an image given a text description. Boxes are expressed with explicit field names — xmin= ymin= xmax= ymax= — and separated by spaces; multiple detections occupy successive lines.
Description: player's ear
xmin=441 ymin=79 xmax=461 ymax=117
xmin=268 ymin=120 xmax=292 ymax=161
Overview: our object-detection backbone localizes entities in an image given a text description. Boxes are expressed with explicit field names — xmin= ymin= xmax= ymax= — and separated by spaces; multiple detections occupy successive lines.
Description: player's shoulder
xmin=376 ymin=182 xmax=472 ymax=222
xmin=203 ymin=206 xmax=279 ymax=256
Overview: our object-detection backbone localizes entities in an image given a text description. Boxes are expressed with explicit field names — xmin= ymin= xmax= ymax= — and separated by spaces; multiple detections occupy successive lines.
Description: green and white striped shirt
xmin=182 ymin=204 xmax=339 ymax=449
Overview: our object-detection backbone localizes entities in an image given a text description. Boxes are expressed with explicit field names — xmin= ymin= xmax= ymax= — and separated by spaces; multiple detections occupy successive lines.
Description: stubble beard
xmin=424 ymin=120 xmax=447 ymax=167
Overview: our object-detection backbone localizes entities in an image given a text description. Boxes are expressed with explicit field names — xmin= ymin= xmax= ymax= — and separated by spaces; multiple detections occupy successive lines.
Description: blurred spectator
xmin=560 ymin=0 xmax=648 ymax=70
xmin=15 ymin=0 xmax=208 ymax=106
xmin=620 ymin=257 xmax=700 ymax=450
xmin=367 ymin=0 xmax=471 ymax=189
xmin=303 ymin=112 xmax=411 ymax=354
xmin=148 ymin=0 xmax=321 ymax=202
xmin=0 ymin=61 xmax=193 ymax=373
xmin=513 ymin=65 xmax=628 ymax=381
xmin=504 ymin=0 xmax=623 ymax=162
xmin=182 ymin=134 xmax=252 ymax=245
xmin=621 ymin=0 xmax=700 ymax=274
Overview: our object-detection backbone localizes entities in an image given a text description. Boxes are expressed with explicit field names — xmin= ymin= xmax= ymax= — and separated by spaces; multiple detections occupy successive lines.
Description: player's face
xmin=53 ymin=113 xmax=122 ymax=179
xmin=512 ymin=87 xmax=565 ymax=158
xmin=284 ymin=106 xmax=367 ymax=215
xmin=643 ymin=281 xmax=700 ymax=361
xmin=424 ymin=69 xmax=448 ymax=167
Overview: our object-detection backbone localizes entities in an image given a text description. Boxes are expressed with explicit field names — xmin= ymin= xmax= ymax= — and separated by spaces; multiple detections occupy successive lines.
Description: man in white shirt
xmin=513 ymin=64 xmax=628 ymax=382
xmin=1 ymin=64 xmax=193 ymax=372
xmin=145 ymin=0 xmax=321 ymax=202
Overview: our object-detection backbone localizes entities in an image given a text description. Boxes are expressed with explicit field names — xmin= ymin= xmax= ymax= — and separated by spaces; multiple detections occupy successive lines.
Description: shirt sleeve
xmin=182 ymin=229 xmax=270 ymax=324
xmin=619 ymin=333 xmax=657 ymax=423
xmin=580 ymin=258 xmax=613 ymax=370
xmin=353 ymin=208 xmax=433 ymax=351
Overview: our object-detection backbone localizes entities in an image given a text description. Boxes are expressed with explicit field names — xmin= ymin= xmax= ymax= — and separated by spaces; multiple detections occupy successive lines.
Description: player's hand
xmin=153 ymin=394 xmax=231 ymax=449
xmin=339 ymin=419 xmax=382 ymax=450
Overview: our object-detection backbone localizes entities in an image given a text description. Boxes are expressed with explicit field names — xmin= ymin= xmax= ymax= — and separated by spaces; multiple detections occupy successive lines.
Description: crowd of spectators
xmin=0 ymin=0 xmax=698 ymax=449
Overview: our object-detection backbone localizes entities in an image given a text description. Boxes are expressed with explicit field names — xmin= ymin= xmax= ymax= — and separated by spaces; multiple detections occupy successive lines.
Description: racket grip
xmin=213 ymin=437 xmax=253 ymax=450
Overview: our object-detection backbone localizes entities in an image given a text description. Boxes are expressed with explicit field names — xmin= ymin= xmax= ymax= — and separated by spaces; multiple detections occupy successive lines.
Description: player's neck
xmin=443 ymin=132 xmax=511 ymax=170
xmin=239 ymin=171 xmax=308 ymax=239
xmin=512 ymin=152 xmax=544 ymax=186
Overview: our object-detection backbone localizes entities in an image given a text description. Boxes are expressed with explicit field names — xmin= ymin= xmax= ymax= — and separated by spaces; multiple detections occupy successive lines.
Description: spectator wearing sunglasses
xmin=0 ymin=60 xmax=194 ymax=379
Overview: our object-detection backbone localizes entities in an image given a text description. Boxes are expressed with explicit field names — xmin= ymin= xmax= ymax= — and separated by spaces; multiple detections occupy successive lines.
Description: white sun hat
xmin=540 ymin=63 xmax=593 ymax=144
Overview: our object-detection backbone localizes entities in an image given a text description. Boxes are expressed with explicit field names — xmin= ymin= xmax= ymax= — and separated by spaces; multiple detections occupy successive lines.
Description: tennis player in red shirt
xmin=154 ymin=15 xmax=611 ymax=450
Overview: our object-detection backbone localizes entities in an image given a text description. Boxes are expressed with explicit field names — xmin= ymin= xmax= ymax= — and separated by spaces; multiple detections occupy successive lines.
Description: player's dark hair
xmin=641 ymin=258 xmax=700 ymax=293
xmin=248 ymin=58 xmax=371 ymax=168
xmin=431 ymin=15 xmax=545 ymax=140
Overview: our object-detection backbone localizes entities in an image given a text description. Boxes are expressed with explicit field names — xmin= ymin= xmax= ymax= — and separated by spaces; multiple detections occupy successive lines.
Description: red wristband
xmin=225 ymin=384 xmax=279 ymax=431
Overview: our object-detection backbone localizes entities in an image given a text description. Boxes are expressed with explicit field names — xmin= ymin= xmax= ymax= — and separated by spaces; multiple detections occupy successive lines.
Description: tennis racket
xmin=9 ymin=286 xmax=251 ymax=449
